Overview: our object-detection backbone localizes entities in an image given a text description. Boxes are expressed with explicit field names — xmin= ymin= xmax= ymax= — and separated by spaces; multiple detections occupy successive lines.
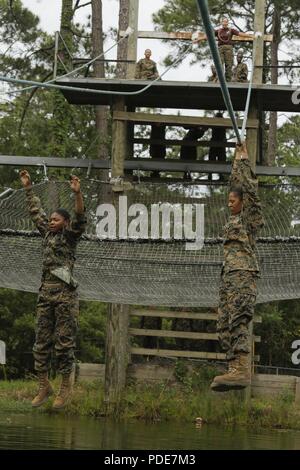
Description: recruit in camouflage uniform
xmin=20 ymin=170 xmax=86 ymax=409
xmin=208 ymin=64 xmax=218 ymax=83
xmin=232 ymin=50 xmax=248 ymax=83
xmin=214 ymin=18 xmax=253 ymax=81
xmin=211 ymin=143 xmax=264 ymax=391
xmin=135 ymin=49 xmax=159 ymax=80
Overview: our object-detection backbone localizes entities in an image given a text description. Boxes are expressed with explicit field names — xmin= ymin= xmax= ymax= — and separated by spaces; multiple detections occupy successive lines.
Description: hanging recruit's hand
xmin=70 ymin=175 xmax=81 ymax=193
xmin=19 ymin=169 xmax=32 ymax=188
xmin=235 ymin=142 xmax=249 ymax=161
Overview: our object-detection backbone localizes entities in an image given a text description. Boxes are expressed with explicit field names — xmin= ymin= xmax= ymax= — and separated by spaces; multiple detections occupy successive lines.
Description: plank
xmin=130 ymin=309 xmax=262 ymax=323
xmin=131 ymin=309 xmax=217 ymax=320
xmin=133 ymin=138 xmax=236 ymax=148
xmin=129 ymin=327 xmax=260 ymax=342
xmin=113 ymin=111 xmax=259 ymax=129
xmin=130 ymin=347 xmax=226 ymax=359
xmin=120 ymin=30 xmax=273 ymax=42
xmin=130 ymin=328 xmax=216 ymax=340
xmin=130 ymin=347 xmax=260 ymax=361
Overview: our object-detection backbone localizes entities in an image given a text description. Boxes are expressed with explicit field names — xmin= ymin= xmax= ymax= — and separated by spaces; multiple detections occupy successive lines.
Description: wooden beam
xmin=131 ymin=309 xmax=218 ymax=320
xmin=130 ymin=309 xmax=262 ymax=323
xmin=134 ymin=138 xmax=236 ymax=148
xmin=129 ymin=327 xmax=261 ymax=342
xmin=2 ymin=155 xmax=299 ymax=177
xmin=114 ymin=111 xmax=259 ymax=128
xmin=130 ymin=347 xmax=260 ymax=361
xmin=130 ymin=347 xmax=226 ymax=360
xmin=130 ymin=328 xmax=217 ymax=340
xmin=120 ymin=30 xmax=273 ymax=42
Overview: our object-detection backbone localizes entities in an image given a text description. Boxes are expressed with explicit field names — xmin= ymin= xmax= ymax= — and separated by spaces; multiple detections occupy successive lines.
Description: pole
xmin=126 ymin=0 xmax=139 ymax=79
xmin=247 ymin=0 xmax=266 ymax=167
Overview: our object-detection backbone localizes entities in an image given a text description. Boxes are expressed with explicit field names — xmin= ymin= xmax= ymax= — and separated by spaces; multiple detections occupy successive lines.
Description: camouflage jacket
xmin=223 ymin=159 xmax=264 ymax=274
xmin=232 ymin=63 xmax=248 ymax=83
xmin=208 ymin=74 xmax=218 ymax=83
xmin=135 ymin=58 xmax=159 ymax=80
xmin=25 ymin=187 xmax=86 ymax=286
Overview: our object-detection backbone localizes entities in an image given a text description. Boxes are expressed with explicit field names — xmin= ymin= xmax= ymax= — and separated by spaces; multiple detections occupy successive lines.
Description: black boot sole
xmin=210 ymin=381 xmax=248 ymax=392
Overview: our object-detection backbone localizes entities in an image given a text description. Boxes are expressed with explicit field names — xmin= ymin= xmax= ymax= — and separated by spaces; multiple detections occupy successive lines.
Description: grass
xmin=1 ymin=366 xmax=300 ymax=429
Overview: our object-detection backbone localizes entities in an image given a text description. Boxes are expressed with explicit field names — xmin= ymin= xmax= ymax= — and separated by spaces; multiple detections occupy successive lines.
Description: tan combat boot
xmin=31 ymin=372 xmax=53 ymax=407
xmin=52 ymin=374 xmax=72 ymax=410
xmin=210 ymin=354 xmax=251 ymax=392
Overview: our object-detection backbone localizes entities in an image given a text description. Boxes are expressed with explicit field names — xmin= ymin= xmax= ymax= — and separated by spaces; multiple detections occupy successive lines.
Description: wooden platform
xmin=57 ymin=78 xmax=300 ymax=113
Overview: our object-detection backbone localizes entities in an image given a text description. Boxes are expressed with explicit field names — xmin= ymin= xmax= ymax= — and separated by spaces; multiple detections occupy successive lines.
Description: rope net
xmin=0 ymin=179 xmax=300 ymax=306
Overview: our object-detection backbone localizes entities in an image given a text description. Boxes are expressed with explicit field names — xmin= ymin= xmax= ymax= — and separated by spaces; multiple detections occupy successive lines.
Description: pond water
xmin=0 ymin=412 xmax=300 ymax=450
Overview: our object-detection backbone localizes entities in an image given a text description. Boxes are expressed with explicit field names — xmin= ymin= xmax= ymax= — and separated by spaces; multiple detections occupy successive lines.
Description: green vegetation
xmin=0 ymin=289 xmax=107 ymax=377
xmin=1 ymin=369 xmax=300 ymax=430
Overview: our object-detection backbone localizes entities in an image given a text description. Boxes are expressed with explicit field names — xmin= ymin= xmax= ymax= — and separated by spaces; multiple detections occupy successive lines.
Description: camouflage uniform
xmin=135 ymin=58 xmax=159 ymax=80
xmin=215 ymin=27 xmax=240 ymax=81
xmin=208 ymin=74 xmax=218 ymax=83
xmin=217 ymin=159 xmax=264 ymax=360
xmin=25 ymin=187 xmax=86 ymax=375
xmin=233 ymin=63 xmax=248 ymax=83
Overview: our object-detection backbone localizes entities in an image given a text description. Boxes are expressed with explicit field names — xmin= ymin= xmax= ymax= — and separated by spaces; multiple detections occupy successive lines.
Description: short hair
xmin=53 ymin=208 xmax=71 ymax=221
xmin=229 ymin=186 xmax=243 ymax=200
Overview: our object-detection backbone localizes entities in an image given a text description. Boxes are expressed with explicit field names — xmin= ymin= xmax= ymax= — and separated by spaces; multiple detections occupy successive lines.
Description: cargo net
xmin=0 ymin=179 xmax=300 ymax=307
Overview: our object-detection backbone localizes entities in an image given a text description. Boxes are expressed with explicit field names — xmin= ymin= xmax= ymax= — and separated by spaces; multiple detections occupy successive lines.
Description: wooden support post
xmin=246 ymin=0 xmax=266 ymax=401
xmin=247 ymin=0 xmax=266 ymax=167
xmin=126 ymin=0 xmax=139 ymax=79
xmin=104 ymin=303 xmax=130 ymax=413
xmin=104 ymin=0 xmax=139 ymax=413
xmin=111 ymin=97 xmax=127 ymax=178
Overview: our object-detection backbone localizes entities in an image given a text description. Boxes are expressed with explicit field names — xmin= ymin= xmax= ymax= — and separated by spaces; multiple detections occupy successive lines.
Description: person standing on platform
xmin=215 ymin=18 xmax=254 ymax=81
xmin=195 ymin=18 xmax=254 ymax=82
xmin=208 ymin=64 xmax=218 ymax=83
xmin=135 ymin=49 xmax=159 ymax=80
xmin=232 ymin=49 xmax=249 ymax=83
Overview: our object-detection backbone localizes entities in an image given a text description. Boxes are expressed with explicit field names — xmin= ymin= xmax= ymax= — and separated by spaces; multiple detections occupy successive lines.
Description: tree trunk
xmin=50 ymin=0 xmax=74 ymax=158
xmin=91 ymin=0 xmax=109 ymax=162
xmin=267 ymin=7 xmax=281 ymax=166
xmin=117 ymin=0 xmax=130 ymax=78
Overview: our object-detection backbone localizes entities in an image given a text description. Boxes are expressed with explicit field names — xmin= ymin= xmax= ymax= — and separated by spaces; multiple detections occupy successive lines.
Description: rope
xmin=195 ymin=0 xmax=242 ymax=144
xmin=240 ymin=33 xmax=261 ymax=141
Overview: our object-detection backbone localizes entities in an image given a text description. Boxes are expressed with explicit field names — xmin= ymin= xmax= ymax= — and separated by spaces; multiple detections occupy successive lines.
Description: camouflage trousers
xmin=33 ymin=283 xmax=79 ymax=375
xmin=219 ymin=45 xmax=234 ymax=81
xmin=217 ymin=270 xmax=257 ymax=360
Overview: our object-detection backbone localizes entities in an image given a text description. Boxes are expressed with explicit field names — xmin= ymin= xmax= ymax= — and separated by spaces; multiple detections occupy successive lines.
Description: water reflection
xmin=0 ymin=413 xmax=300 ymax=450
